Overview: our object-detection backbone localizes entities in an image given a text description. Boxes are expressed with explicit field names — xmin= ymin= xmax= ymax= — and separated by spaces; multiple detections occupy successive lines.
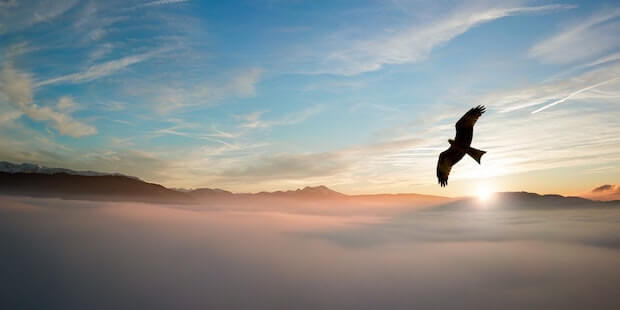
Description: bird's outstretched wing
xmin=436 ymin=146 xmax=466 ymax=187
xmin=456 ymin=105 xmax=485 ymax=129
xmin=455 ymin=105 xmax=485 ymax=146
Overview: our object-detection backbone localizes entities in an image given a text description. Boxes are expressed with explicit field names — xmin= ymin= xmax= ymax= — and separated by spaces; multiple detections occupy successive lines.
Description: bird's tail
xmin=466 ymin=147 xmax=486 ymax=164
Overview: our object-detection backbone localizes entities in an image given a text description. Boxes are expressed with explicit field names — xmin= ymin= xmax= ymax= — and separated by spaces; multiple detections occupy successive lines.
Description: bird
xmin=436 ymin=105 xmax=486 ymax=187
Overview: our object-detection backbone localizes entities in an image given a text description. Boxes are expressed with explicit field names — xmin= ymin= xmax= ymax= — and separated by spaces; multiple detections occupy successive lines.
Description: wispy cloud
xmin=133 ymin=0 xmax=189 ymax=9
xmin=543 ymin=52 xmax=620 ymax=82
xmin=153 ymin=104 xmax=321 ymax=146
xmin=153 ymin=68 xmax=262 ymax=114
xmin=532 ymin=77 xmax=619 ymax=113
xmin=36 ymin=51 xmax=162 ymax=87
xmin=487 ymin=63 xmax=620 ymax=113
xmin=0 ymin=42 xmax=35 ymax=61
xmin=529 ymin=9 xmax=620 ymax=64
xmin=205 ymin=127 xmax=242 ymax=139
xmin=218 ymin=152 xmax=348 ymax=181
xmin=153 ymin=125 xmax=237 ymax=147
xmin=579 ymin=52 xmax=620 ymax=69
xmin=0 ymin=0 xmax=78 ymax=34
xmin=71 ymin=2 xmax=129 ymax=43
xmin=239 ymin=105 xmax=323 ymax=129
xmin=315 ymin=4 xmax=575 ymax=75
xmin=88 ymin=43 xmax=115 ymax=61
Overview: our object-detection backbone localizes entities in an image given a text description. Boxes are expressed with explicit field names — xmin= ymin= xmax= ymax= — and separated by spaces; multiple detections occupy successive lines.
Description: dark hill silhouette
xmin=253 ymin=185 xmax=346 ymax=199
xmin=187 ymin=188 xmax=235 ymax=199
xmin=0 ymin=172 xmax=190 ymax=203
xmin=429 ymin=191 xmax=620 ymax=211
xmin=0 ymin=169 xmax=452 ymax=208
xmin=0 ymin=161 xmax=135 ymax=178
xmin=0 ymin=162 xmax=617 ymax=210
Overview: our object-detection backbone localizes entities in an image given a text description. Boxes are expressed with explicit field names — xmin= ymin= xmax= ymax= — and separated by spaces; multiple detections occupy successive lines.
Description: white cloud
xmin=73 ymin=2 xmax=129 ymax=43
xmin=0 ymin=0 xmax=78 ymax=34
xmin=37 ymin=50 xmax=162 ymax=87
xmin=579 ymin=52 xmax=620 ymax=69
xmin=239 ymin=105 xmax=323 ymax=129
xmin=154 ymin=68 xmax=263 ymax=114
xmin=123 ymin=0 xmax=189 ymax=11
xmin=89 ymin=43 xmax=115 ymax=61
xmin=529 ymin=9 xmax=620 ymax=64
xmin=218 ymin=152 xmax=347 ymax=180
xmin=138 ymin=0 xmax=189 ymax=8
xmin=228 ymin=68 xmax=262 ymax=97
xmin=56 ymin=96 xmax=79 ymax=112
xmin=531 ymin=77 xmax=619 ymax=113
xmin=100 ymin=100 xmax=126 ymax=111
xmin=238 ymin=111 xmax=265 ymax=129
xmin=0 ymin=42 xmax=35 ymax=62
xmin=543 ymin=52 xmax=620 ymax=82
xmin=317 ymin=4 xmax=574 ymax=75
xmin=151 ymin=104 xmax=322 ymax=146
xmin=484 ymin=63 xmax=620 ymax=113
xmin=0 ymin=64 xmax=96 ymax=137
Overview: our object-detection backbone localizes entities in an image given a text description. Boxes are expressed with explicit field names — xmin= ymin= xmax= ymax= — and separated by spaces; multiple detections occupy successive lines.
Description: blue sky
xmin=0 ymin=0 xmax=619 ymax=196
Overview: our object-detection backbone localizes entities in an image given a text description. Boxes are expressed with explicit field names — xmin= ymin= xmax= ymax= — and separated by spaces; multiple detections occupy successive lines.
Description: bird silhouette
xmin=437 ymin=105 xmax=486 ymax=187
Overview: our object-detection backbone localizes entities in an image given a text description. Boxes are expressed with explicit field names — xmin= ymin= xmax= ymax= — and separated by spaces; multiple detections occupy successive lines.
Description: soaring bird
xmin=436 ymin=105 xmax=486 ymax=187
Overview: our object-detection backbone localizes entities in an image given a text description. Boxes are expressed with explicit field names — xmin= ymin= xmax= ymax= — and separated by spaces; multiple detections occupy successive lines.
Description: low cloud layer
xmin=1 ymin=197 xmax=620 ymax=309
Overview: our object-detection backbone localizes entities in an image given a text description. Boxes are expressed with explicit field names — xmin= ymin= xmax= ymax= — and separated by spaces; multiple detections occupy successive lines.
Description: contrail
xmin=532 ymin=77 xmax=619 ymax=114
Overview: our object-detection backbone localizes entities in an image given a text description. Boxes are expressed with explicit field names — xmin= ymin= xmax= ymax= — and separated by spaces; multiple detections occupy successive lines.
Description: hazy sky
xmin=0 ymin=0 xmax=619 ymax=196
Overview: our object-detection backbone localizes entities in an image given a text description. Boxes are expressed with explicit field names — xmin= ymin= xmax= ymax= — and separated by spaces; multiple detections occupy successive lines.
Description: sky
xmin=0 ymin=0 xmax=619 ymax=196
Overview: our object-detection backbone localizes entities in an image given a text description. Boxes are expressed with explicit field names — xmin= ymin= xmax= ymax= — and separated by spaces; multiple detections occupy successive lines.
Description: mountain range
xmin=0 ymin=161 xmax=134 ymax=178
xmin=0 ymin=161 xmax=618 ymax=209
xmin=429 ymin=191 xmax=620 ymax=211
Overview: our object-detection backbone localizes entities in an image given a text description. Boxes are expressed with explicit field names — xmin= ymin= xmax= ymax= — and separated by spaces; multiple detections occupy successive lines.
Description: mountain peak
xmin=252 ymin=185 xmax=345 ymax=199
xmin=297 ymin=185 xmax=344 ymax=196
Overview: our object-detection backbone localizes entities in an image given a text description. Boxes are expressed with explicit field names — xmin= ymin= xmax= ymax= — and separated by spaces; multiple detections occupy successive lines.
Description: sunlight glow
xmin=477 ymin=184 xmax=494 ymax=202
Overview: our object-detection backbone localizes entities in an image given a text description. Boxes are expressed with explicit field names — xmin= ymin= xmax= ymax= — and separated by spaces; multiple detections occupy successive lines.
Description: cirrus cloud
xmin=313 ymin=4 xmax=575 ymax=75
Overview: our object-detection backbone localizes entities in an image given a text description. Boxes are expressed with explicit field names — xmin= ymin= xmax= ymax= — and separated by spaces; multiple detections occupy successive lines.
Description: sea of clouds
xmin=2 ymin=196 xmax=619 ymax=309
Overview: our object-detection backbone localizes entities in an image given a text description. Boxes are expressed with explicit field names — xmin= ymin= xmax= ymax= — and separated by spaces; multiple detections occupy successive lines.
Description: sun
xmin=477 ymin=185 xmax=494 ymax=202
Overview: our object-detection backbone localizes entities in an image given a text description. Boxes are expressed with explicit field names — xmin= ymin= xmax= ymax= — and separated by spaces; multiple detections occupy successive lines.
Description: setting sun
xmin=477 ymin=185 xmax=494 ymax=202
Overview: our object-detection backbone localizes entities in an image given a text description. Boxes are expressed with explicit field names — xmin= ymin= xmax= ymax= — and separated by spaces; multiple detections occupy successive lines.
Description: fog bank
xmin=2 ymin=196 xmax=619 ymax=309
